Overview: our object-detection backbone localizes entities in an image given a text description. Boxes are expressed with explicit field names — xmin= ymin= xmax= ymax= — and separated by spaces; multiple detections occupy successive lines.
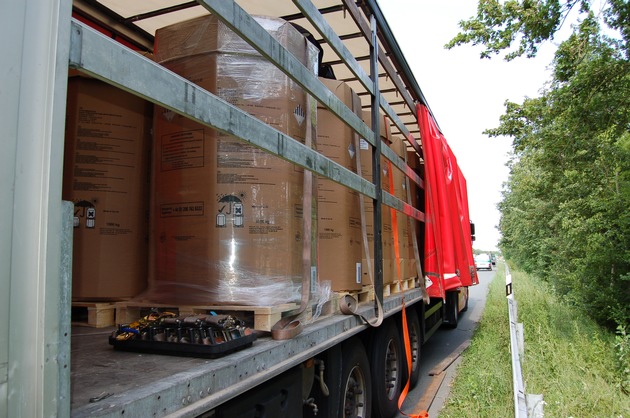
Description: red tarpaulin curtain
xmin=454 ymin=164 xmax=478 ymax=285
xmin=417 ymin=104 xmax=476 ymax=297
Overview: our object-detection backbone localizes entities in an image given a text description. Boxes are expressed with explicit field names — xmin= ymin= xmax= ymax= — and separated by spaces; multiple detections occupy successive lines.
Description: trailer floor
xmin=70 ymin=290 xmax=423 ymax=417
xmin=70 ymin=326 xmax=212 ymax=409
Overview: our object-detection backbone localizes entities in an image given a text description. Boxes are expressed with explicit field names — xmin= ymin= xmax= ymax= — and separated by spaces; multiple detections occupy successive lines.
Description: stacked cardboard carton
xmin=389 ymin=136 xmax=413 ymax=280
xmin=316 ymin=78 xmax=363 ymax=291
xmin=63 ymin=75 xmax=152 ymax=300
xmin=149 ymin=15 xmax=316 ymax=305
xmin=360 ymin=111 xmax=394 ymax=285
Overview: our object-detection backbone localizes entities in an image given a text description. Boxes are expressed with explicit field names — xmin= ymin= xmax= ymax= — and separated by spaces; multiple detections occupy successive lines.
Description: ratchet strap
xmin=271 ymin=93 xmax=316 ymax=340
xmin=397 ymin=299 xmax=428 ymax=418
xmin=340 ymin=99 xmax=384 ymax=327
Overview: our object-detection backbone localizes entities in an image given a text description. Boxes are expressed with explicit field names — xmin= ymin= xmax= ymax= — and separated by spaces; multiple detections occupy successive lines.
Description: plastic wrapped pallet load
xmin=148 ymin=14 xmax=317 ymax=306
xmin=360 ymin=111 xmax=394 ymax=285
xmin=316 ymin=78 xmax=363 ymax=292
xmin=390 ymin=135 xmax=413 ymax=281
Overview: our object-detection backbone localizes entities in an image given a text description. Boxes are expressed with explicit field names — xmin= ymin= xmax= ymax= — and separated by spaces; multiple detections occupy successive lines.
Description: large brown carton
xmin=360 ymin=111 xmax=393 ymax=285
xmin=317 ymin=78 xmax=362 ymax=291
xmin=63 ymin=76 xmax=151 ymax=300
xmin=148 ymin=15 xmax=317 ymax=306
xmin=406 ymin=150 xmax=423 ymax=279
xmin=390 ymin=136 xmax=413 ymax=280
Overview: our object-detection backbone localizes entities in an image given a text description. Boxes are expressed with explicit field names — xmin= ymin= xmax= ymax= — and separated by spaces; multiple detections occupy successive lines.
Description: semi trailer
xmin=1 ymin=0 xmax=477 ymax=417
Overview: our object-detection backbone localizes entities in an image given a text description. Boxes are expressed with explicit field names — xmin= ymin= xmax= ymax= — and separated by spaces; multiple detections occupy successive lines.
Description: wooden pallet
xmin=326 ymin=277 xmax=419 ymax=315
xmin=324 ymin=285 xmax=375 ymax=315
xmin=71 ymin=302 xmax=116 ymax=328
xmin=383 ymin=277 xmax=417 ymax=297
xmin=114 ymin=301 xmax=300 ymax=332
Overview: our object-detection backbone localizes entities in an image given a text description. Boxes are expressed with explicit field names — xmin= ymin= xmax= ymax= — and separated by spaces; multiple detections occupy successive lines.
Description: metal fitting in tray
xmin=109 ymin=310 xmax=256 ymax=358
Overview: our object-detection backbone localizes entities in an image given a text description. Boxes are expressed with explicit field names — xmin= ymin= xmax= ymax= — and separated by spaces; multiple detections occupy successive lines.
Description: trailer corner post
xmin=58 ymin=201 xmax=74 ymax=418
xmin=0 ymin=0 xmax=73 ymax=416
xmin=369 ymin=14 xmax=384 ymax=306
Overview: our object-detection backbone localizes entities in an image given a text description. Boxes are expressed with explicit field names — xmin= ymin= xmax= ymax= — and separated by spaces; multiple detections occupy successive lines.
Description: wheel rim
xmin=344 ymin=364 xmax=368 ymax=417
xmin=410 ymin=325 xmax=419 ymax=372
xmin=384 ymin=340 xmax=399 ymax=400
xmin=453 ymin=297 xmax=459 ymax=322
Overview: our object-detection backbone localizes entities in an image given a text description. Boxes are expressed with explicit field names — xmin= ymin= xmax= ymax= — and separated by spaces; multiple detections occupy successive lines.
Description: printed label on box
xmin=161 ymin=129 xmax=205 ymax=171
xmin=160 ymin=202 xmax=205 ymax=217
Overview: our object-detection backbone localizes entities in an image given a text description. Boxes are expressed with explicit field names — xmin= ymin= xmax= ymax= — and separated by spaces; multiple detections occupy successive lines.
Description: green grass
xmin=438 ymin=264 xmax=630 ymax=417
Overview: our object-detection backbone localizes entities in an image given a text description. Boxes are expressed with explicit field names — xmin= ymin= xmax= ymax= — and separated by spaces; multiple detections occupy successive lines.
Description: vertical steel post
xmin=369 ymin=15 xmax=384 ymax=304
xmin=0 ymin=0 xmax=72 ymax=415
xmin=506 ymin=266 xmax=528 ymax=418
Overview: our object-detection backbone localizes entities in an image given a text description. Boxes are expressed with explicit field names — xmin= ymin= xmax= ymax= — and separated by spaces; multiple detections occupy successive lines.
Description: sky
xmin=377 ymin=0 xmax=559 ymax=251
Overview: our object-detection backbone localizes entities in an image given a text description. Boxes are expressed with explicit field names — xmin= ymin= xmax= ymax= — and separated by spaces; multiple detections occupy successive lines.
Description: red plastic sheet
xmin=417 ymin=104 xmax=476 ymax=298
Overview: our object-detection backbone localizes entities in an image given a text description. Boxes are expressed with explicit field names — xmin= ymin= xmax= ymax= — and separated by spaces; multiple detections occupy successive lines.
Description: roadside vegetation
xmin=440 ymin=3 xmax=629 ymax=415
xmin=439 ymin=264 xmax=629 ymax=417
xmin=450 ymin=1 xmax=630 ymax=332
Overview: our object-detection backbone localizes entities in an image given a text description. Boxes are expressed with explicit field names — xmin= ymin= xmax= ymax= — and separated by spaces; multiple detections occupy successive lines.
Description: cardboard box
xmin=150 ymin=15 xmax=316 ymax=306
xmin=390 ymin=136 xmax=413 ymax=280
xmin=360 ymin=111 xmax=394 ymax=285
xmin=407 ymin=150 xmax=423 ymax=278
xmin=316 ymin=78 xmax=362 ymax=291
xmin=63 ymin=76 xmax=151 ymax=300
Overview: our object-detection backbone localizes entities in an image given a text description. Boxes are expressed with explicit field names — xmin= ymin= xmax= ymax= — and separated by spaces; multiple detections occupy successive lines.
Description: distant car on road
xmin=475 ymin=254 xmax=492 ymax=270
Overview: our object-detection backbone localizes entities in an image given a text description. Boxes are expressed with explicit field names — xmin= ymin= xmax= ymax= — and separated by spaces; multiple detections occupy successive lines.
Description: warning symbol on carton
xmin=216 ymin=194 xmax=245 ymax=228
xmin=73 ymin=200 xmax=96 ymax=229
xmin=162 ymin=109 xmax=176 ymax=122
xmin=293 ymin=104 xmax=305 ymax=126
xmin=348 ymin=143 xmax=356 ymax=159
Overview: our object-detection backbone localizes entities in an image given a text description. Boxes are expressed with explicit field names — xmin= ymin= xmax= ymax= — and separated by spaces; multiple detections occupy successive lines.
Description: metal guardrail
xmin=505 ymin=264 xmax=544 ymax=418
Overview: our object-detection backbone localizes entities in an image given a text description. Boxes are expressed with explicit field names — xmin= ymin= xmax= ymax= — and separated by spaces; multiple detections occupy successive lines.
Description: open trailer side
xmin=1 ymin=1 xmax=476 ymax=417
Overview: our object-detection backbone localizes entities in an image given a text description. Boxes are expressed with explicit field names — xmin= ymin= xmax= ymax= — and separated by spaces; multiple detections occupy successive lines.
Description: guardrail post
xmin=505 ymin=264 xmax=543 ymax=417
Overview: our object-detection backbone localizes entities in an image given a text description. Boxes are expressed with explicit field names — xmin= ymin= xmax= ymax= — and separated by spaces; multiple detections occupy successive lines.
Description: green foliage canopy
xmin=446 ymin=0 xmax=629 ymax=61
xmin=448 ymin=2 xmax=630 ymax=327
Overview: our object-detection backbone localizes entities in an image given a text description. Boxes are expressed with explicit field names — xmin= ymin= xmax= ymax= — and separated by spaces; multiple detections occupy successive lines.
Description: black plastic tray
xmin=108 ymin=332 xmax=256 ymax=358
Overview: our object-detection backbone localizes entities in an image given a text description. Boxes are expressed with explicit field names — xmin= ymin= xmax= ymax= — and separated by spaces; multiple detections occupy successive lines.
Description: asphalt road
xmin=396 ymin=268 xmax=496 ymax=417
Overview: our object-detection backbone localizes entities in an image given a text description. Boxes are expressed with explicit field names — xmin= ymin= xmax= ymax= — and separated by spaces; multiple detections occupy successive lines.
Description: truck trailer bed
xmin=71 ymin=289 xmax=423 ymax=417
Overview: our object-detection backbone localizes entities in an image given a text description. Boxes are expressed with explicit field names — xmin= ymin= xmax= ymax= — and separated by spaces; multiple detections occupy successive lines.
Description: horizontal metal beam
xmin=293 ymin=0 xmax=374 ymax=96
xmin=197 ymin=0 xmax=377 ymax=147
xmin=289 ymin=0 xmax=422 ymax=179
xmin=382 ymin=191 xmax=424 ymax=222
xmin=340 ymin=0 xmax=421 ymax=155
xmin=68 ymin=19 xmax=377 ymax=201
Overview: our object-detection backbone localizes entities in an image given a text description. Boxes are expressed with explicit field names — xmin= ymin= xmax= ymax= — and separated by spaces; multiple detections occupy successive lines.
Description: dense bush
xmin=448 ymin=1 xmax=630 ymax=329
xmin=494 ymin=18 xmax=630 ymax=328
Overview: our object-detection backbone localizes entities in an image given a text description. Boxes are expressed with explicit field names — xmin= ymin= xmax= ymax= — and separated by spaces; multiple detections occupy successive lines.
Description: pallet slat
xmin=384 ymin=277 xmax=416 ymax=297
xmin=115 ymin=302 xmax=299 ymax=332
xmin=72 ymin=302 xmax=116 ymax=328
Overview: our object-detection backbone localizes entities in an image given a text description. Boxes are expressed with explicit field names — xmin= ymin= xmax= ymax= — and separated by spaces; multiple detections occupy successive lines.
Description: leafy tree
xmin=449 ymin=3 xmax=630 ymax=328
xmin=446 ymin=0 xmax=629 ymax=60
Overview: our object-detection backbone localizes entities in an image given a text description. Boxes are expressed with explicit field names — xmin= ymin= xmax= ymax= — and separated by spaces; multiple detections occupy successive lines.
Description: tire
xmin=461 ymin=287 xmax=469 ymax=313
xmin=339 ymin=338 xmax=372 ymax=418
xmin=444 ymin=291 xmax=459 ymax=329
xmin=402 ymin=307 xmax=422 ymax=389
xmin=370 ymin=319 xmax=403 ymax=418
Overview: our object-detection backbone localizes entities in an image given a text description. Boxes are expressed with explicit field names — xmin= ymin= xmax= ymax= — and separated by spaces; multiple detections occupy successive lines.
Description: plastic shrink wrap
xmin=144 ymin=15 xmax=317 ymax=306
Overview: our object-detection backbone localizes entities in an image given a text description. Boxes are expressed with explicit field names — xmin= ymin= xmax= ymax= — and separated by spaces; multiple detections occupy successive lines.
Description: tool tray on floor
xmin=109 ymin=310 xmax=256 ymax=358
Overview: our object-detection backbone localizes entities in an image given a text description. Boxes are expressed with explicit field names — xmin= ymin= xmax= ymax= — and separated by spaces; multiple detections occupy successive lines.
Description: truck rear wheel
xmin=444 ymin=291 xmax=459 ymax=328
xmin=461 ymin=287 xmax=469 ymax=312
xmin=340 ymin=338 xmax=372 ymax=418
xmin=370 ymin=319 xmax=402 ymax=418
